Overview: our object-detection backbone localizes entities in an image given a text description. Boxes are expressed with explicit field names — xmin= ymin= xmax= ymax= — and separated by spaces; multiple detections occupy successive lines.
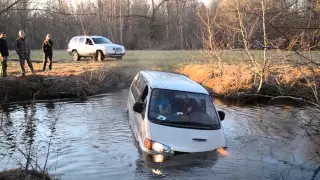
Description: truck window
xmin=86 ymin=38 xmax=93 ymax=45
xmin=70 ymin=38 xmax=78 ymax=44
xmin=78 ymin=38 xmax=85 ymax=44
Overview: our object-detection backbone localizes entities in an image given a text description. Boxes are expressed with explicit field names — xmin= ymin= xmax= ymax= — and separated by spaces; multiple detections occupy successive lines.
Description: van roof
xmin=140 ymin=70 xmax=209 ymax=95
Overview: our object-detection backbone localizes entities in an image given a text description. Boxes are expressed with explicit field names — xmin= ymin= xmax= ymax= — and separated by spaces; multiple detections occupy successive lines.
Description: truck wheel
xmin=72 ymin=51 xmax=80 ymax=61
xmin=97 ymin=51 xmax=105 ymax=62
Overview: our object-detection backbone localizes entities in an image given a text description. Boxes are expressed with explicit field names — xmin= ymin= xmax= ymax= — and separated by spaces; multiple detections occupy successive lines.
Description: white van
xmin=127 ymin=70 xmax=226 ymax=156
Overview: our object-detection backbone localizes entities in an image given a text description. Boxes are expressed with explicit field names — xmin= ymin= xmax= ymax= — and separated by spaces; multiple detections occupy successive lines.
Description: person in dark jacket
xmin=42 ymin=34 xmax=53 ymax=71
xmin=0 ymin=32 xmax=9 ymax=77
xmin=16 ymin=30 xmax=35 ymax=76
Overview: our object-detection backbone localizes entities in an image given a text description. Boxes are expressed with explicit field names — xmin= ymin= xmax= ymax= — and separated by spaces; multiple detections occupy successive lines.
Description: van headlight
xmin=152 ymin=142 xmax=165 ymax=153
xmin=144 ymin=138 xmax=171 ymax=154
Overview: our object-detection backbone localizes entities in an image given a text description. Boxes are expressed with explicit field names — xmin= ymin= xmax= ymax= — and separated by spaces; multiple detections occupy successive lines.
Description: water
xmin=0 ymin=89 xmax=319 ymax=180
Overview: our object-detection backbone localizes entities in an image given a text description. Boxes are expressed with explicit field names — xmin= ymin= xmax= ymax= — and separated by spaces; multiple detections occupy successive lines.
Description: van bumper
xmin=141 ymin=146 xmax=174 ymax=156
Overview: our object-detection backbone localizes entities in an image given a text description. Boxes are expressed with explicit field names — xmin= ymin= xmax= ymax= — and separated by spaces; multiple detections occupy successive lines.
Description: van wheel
xmin=96 ymin=51 xmax=105 ymax=62
xmin=72 ymin=51 xmax=80 ymax=61
xmin=116 ymin=56 xmax=122 ymax=60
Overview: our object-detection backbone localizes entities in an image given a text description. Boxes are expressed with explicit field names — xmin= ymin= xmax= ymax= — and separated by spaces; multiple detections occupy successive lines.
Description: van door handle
xmin=192 ymin=138 xmax=207 ymax=142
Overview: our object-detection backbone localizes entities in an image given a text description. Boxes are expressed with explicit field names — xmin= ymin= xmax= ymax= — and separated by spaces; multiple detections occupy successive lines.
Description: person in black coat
xmin=42 ymin=34 xmax=54 ymax=71
xmin=0 ymin=32 xmax=9 ymax=77
xmin=16 ymin=30 xmax=35 ymax=76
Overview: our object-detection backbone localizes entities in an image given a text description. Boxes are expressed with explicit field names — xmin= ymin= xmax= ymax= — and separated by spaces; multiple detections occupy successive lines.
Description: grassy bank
xmin=1 ymin=50 xmax=204 ymax=102
xmin=0 ymin=61 xmax=122 ymax=102
xmin=177 ymin=63 xmax=320 ymax=105
xmin=7 ymin=49 xmax=320 ymax=64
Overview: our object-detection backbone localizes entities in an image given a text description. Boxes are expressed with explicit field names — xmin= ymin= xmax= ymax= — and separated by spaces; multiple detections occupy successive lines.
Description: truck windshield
xmin=148 ymin=89 xmax=221 ymax=130
xmin=92 ymin=37 xmax=112 ymax=44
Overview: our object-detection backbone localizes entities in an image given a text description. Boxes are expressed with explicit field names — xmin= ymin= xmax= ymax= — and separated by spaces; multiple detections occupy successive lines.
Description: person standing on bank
xmin=42 ymin=34 xmax=53 ymax=71
xmin=16 ymin=30 xmax=35 ymax=76
xmin=0 ymin=32 xmax=9 ymax=77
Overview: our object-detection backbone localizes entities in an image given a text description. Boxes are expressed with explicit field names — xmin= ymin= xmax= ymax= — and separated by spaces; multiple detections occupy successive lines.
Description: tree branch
xmin=243 ymin=94 xmax=320 ymax=109
xmin=9 ymin=8 xmax=150 ymax=19
xmin=0 ymin=0 xmax=23 ymax=16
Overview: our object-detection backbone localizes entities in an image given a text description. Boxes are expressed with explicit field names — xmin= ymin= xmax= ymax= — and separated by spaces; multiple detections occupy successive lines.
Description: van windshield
xmin=148 ymin=89 xmax=221 ymax=130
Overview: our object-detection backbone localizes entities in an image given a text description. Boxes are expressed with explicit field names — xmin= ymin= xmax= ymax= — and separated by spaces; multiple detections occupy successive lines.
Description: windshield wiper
xmin=170 ymin=121 xmax=213 ymax=127
xmin=154 ymin=120 xmax=214 ymax=129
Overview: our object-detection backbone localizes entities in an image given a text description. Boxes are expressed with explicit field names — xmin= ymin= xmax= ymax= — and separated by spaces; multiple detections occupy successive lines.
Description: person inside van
xmin=150 ymin=90 xmax=172 ymax=116
xmin=179 ymin=96 xmax=203 ymax=115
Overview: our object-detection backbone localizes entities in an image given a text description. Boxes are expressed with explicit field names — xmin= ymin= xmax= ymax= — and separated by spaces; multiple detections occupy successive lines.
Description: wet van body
xmin=127 ymin=71 xmax=226 ymax=155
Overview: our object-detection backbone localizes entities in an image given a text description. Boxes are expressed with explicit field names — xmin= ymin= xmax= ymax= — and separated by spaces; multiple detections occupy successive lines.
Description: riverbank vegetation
xmin=0 ymin=61 xmax=121 ymax=102
xmin=0 ymin=169 xmax=51 ymax=180
xmin=177 ymin=63 xmax=320 ymax=106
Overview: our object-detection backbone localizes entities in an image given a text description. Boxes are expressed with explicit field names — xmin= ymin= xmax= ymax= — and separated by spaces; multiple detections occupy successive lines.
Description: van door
xmin=134 ymin=84 xmax=149 ymax=145
xmin=128 ymin=74 xmax=140 ymax=141
xmin=129 ymin=74 xmax=149 ymax=144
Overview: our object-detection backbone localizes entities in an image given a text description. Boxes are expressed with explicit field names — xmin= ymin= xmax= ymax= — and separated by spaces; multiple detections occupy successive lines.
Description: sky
xmin=35 ymin=0 xmax=212 ymax=9
xmin=201 ymin=0 xmax=211 ymax=5
xmin=64 ymin=0 xmax=212 ymax=5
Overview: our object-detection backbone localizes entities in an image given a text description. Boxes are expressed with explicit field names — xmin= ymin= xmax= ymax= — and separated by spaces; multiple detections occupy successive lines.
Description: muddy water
xmin=0 ymin=89 xmax=319 ymax=180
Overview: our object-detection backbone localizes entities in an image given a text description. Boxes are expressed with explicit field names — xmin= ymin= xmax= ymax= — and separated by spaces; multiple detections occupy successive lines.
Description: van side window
xmin=131 ymin=75 xmax=140 ymax=102
xmin=140 ymin=86 xmax=149 ymax=118
xmin=131 ymin=74 xmax=147 ymax=102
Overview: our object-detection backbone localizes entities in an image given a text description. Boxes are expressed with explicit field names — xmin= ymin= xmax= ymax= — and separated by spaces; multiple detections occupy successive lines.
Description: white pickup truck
xmin=67 ymin=36 xmax=126 ymax=61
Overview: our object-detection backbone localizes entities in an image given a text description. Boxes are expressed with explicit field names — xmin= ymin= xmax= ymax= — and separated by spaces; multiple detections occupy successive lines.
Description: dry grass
xmin=178 ymin=63 xmax=320 ymax=102
xmin=0 ymin=169 xmax=51 ymax=180
xmin=0 ymin=61 xmax=122 ymax=102
xmin=5 ymin=61 xmax=104 ymax=76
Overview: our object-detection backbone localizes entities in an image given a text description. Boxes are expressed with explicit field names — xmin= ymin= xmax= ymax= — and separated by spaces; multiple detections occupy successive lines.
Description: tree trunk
xmin=166 ymin=1 xmax=170 ymax=42
xmin=258 ymin=0 xmax=268 ymax=93
xmin=98 ymin=0 xmax=103 ymax=35
xmin=20 ymin=0 xmax=27 ymax=30
xmin=127 ymin=0 xmax=131 ymax=44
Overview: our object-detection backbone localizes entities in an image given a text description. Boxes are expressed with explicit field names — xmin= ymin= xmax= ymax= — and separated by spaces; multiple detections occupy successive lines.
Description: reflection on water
xmin=152 ymin=169 xmax=163 ymax=175
xmin=216 ymin=148 xmax=229 ymax=157
xmin=0 ymin=89 xmax=319 ymax=180
xmin=153 ymin=155 xmax=164 ymax=163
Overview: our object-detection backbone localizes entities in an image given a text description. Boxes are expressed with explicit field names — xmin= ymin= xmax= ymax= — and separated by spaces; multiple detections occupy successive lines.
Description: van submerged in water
xmin=127 ymin=70 xmax=227 ymax=156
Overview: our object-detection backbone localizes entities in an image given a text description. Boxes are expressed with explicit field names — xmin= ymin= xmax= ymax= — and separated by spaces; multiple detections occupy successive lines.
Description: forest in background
xmin=0 ymin=0 xmax=319 ymax=50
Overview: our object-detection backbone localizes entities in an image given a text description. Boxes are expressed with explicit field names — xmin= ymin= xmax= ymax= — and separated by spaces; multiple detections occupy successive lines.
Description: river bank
xmin=175 ymin=63 xmax=320 ymax=107
xmin=1 ymin=57 xmax=319 ymax=108
xmin=0 ymin=62 xmax=126 ymax=103
xmin=0 ymin=169 xmax=51 ymax=180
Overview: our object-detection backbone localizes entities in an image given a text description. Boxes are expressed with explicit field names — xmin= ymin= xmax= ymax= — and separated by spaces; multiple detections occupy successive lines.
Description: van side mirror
xmin=133 ymin=102 xmax=144 ymax=113
xmin=218 ymin=111 xmax=225 ymax=121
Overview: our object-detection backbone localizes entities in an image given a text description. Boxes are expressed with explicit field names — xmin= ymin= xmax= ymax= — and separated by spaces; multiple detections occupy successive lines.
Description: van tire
xmin=72 ymin=51 xmax=80 ymax=61
xmin=96 ymin=51 xmax=105 ymax=62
